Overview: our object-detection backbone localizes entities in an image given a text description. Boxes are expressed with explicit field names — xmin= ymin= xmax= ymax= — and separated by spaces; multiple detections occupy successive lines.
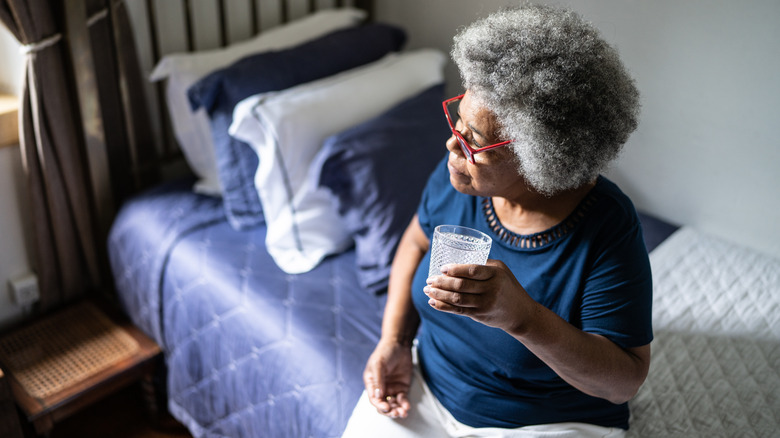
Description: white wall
xmin=0 ymin=23 xmax=32 ymax=328
xmin=376 ymin=0 xmax=780 ymax=258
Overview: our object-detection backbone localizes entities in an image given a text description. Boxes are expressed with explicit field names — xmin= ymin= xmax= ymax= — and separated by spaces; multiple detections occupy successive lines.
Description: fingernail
xmin=440 ymin=265 xmax=449 ymax=274
xmin=428 ymin=298 xmax=436 ymax=307
xmin=374 ymin=388 xmax=381 ymax=399
xmin=423 ymin=286 xmax=430 ymax=295
xmin=426 ymin=277 xmax=433 ymax=285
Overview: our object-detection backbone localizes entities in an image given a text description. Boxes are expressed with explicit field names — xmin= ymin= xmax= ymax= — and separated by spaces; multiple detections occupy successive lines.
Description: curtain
xmin=0 ymin=0 xmax=101 ymax=312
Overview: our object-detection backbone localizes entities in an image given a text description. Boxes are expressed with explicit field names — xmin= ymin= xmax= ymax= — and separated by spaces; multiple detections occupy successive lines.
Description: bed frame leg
xmin=140 ymin=356 xmax=168 ymax=425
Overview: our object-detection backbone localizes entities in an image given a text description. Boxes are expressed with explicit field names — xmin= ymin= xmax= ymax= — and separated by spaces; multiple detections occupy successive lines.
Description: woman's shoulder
xmin=581 ymin=177 xmax=652 ymax=291
xmin=591 ymin=176 xmax=641 ymax=223
xmin=581 ymin=176 xmax=645 ymax=247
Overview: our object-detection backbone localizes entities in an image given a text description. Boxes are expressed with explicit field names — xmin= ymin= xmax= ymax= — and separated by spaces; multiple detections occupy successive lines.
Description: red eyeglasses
xmin=442 ymin=94 xmax=512 ymax=164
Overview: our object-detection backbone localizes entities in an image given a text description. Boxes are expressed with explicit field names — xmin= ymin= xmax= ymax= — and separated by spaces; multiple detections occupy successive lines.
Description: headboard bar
xmin=249 ymin=0 xmax=260 ymax=35
xmin=108 ymin=0 xmax=158 ymax=191
xmin=142 ymin=0 xmax=161 ymax=62
xmin=141 ymin=0 xmax=175 ymax=161
xmin=182 ymin=0 xmax=196 ymax=52
xmin=354 ymin=0 xmax=374 ymax=20
xmin=217 ymin=0 xmax=228 ymax=47
xmin=279 ymin=0 xmax=289 ymax=23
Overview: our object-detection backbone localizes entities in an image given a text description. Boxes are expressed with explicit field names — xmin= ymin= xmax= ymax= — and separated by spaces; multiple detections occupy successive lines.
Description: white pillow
xmin=149 ymin=8 xmax=367 ymax=195
xmin=229 ymin=49 xmax=446 ymax=274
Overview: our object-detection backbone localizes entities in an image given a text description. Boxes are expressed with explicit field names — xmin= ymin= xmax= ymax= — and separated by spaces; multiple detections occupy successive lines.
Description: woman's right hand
xmin=363 ymin=216 xmax=426 ymax=418
xmin=363 ymin=339 xmax=414 ymax=418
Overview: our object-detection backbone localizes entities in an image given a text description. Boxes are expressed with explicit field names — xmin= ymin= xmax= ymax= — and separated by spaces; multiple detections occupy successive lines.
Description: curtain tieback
xmin=19 ymin=33 xmax=63 ymax=55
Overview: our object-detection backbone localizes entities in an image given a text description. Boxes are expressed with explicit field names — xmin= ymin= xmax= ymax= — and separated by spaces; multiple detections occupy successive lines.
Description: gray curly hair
xmin=452 ymin=4 xmax=640 ymax=196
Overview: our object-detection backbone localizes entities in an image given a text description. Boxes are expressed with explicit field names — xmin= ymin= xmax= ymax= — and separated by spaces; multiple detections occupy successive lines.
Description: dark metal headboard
xmin=62 ymin=0 xmax=375 ymax=237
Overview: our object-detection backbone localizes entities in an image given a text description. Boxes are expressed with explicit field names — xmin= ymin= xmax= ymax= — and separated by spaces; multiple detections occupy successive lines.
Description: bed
xmin=90 ymin=1 xmax=780 ymax=437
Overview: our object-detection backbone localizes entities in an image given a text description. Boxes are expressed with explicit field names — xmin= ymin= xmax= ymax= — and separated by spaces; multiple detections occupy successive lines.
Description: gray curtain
xmin=0 ymin=0 xmax=101 ymax=312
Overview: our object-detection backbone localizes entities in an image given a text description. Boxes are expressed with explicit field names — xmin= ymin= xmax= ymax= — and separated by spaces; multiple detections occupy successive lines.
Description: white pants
xmin=342 ymin=364 xmax=625 ymax=438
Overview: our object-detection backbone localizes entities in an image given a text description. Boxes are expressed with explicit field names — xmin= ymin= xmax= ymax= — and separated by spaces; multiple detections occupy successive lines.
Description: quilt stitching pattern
xmin=628 ymin=228 xmax=780 ymax=437
xmin=157 ymin=219 xmax=383 ymax=437
xmin=109 ymin=180 xmax=225 ymax=346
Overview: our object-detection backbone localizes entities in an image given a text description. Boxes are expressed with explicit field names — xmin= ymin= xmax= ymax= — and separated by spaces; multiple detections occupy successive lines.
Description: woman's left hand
xmin=424 ymin=260 xmax=537 ymax=333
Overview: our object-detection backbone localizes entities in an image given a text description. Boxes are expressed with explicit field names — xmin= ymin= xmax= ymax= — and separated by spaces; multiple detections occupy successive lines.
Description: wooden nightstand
xmin=0 ymin=300 xmax=162 ymax=436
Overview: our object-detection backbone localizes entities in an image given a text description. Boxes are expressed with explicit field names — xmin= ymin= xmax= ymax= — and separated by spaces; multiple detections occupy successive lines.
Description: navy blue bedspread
xmin=108 ymin=179 xmax=385 ymax=437
xmin=108 ymin=179 xmax=676 ymax=438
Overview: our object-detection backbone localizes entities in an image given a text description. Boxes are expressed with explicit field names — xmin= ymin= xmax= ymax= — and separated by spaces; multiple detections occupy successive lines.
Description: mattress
xmin=628 ymin=228 xmax=780 ymax=437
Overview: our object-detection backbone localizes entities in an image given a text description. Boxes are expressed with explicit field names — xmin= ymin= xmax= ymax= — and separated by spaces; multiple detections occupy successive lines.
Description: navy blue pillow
xmin=188 ymin=23 xmax=406 ymax=230
xmin=317 ymin=84 xmax=450 ymax=294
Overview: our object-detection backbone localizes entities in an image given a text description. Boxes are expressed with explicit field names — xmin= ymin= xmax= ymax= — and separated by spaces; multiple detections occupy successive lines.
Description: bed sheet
xmin=628 ymin=227 xmax=780 ymax=437
xmin=109 ymin=180 xmax=385 ymax=437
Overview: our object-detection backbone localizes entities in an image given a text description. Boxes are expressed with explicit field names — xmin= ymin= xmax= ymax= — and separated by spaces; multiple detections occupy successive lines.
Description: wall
xmin=0 ymin=23 xmax=32 ymax=328
xmin=376 ymin=0 xmax=780 ymax=258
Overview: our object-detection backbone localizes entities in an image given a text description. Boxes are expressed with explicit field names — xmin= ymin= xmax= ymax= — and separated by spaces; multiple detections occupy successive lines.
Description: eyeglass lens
xmin=446 ymin=99 xmax=461 ymax=128
xmin=447 ymin=99 xmax=474 ymax=160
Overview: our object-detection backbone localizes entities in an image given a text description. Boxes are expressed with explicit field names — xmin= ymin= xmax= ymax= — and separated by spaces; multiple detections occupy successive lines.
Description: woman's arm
xmin=514 ymin=305 xmax=650 ymax=404
xmin=380 ymin=214 xmax=428 ymax=346
xmin=424 ymin=260 xmax=650 ymax=404
xmin=362 ymin=215 xmax=429 ymax=418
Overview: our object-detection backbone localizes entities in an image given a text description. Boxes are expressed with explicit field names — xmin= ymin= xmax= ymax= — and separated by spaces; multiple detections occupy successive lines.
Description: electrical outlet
xmin=10 ymin=274 xmax=40 ymax=306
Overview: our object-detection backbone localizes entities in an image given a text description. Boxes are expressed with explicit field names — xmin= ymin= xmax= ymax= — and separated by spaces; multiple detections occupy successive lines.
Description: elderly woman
xmin=343 ymin=4 xmax=648 ymax=437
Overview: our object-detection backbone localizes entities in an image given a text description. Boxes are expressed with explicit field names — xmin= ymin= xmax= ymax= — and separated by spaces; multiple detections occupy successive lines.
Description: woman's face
xmin=446 ymin=90 xmax=526 ymax=198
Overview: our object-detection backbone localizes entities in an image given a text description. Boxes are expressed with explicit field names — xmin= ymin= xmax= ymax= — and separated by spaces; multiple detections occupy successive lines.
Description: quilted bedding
xmin=108 ymin=180 xmax=385 ymax=437
xmin=628 ymin=228 xmax=780 ymax=437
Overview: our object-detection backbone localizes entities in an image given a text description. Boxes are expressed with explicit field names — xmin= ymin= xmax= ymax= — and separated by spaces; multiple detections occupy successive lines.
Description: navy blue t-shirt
xmin=413 ymin=156 xmax=653 ymax=429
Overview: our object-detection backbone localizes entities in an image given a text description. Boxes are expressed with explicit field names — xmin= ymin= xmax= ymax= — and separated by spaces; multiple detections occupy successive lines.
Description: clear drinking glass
xmin=428 ymin=225 xmax=492 ymax=278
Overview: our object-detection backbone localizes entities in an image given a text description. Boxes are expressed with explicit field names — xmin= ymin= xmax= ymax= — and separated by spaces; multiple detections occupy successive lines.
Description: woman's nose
xmin=445 ymin=132 xmax=462 ymax=155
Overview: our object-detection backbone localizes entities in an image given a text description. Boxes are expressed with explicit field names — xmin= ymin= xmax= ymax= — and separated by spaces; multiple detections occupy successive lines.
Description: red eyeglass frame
xmin=442 ymin=94 xmax=512 ymax=164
